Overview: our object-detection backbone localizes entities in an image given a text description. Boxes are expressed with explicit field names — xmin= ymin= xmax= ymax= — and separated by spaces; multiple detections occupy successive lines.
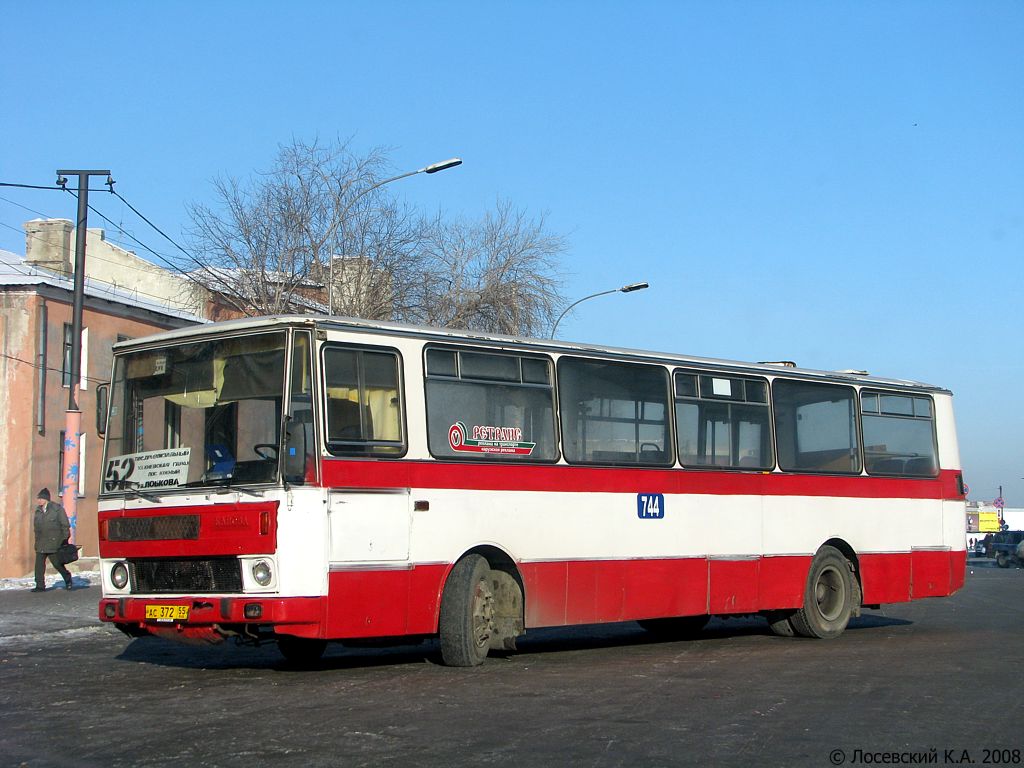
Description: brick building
xmin=0 ymin=239 xmax=202 ymax=578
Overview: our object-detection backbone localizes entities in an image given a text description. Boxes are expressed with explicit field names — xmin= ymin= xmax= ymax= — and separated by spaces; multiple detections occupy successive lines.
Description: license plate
xmin=145 ymin=604 xmax=189 ymax=622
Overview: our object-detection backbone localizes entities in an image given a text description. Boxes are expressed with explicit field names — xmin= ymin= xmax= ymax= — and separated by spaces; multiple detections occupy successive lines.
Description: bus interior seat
xmin=328 ymin=398 xmax=372 ymax=440
xmin=870 ymin=458 xmax=905 ymax=474
xmin=904 ymin=457 xmax=936 ymax=476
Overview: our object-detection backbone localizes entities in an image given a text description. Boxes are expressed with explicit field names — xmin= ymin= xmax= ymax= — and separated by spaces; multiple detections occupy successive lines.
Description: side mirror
xmin=284 ymin=416 xmax=313 ymax=484
xmin=96 ymin=383 xmax=109 ymax=438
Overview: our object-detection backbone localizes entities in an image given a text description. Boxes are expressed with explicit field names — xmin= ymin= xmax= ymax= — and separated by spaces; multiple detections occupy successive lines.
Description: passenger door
xmin=328 ymin=489 xmax=411 ymax=563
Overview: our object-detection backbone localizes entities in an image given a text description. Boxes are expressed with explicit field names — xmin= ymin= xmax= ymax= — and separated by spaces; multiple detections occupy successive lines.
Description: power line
xmin=0 ymin=218 xmax=200 ymax=309
xmin=1 ymin=177 xmax=251 ymax=316
xmin=0 ymin=193 xmax=64 ymax=220
xmin=0 ymin=349 xmax=109 ymax=385
xmin=0 ymin=180 xmax=190 ymax=266
xmin=2 ymin=197 xmax=221 ymax=312
xmin=103 ymin=191 xmax=251 ymax=315
xmin=75 ymin=195 xmax=247 ymax=313
xmin=0 ymin=182 xmax=62 ymax=191
xmin=0 ymin=181 xmax=111 ymax=192
xmin=111 ymin=189 xmax=197 ymax=262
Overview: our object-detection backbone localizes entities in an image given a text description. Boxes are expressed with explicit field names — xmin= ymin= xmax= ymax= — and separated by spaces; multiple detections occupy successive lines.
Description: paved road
xmin=1 ymin=560 xmax=1022 ymax=768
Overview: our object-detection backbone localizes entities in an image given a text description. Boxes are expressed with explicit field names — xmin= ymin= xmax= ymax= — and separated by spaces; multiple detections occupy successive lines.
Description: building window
xmin=62 ymin=324 xmax=73 ymax=388
xmin=61 ymin=324 xmax=89 ymax=390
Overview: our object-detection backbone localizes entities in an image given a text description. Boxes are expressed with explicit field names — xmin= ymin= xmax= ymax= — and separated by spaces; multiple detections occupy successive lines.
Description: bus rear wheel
xmin=439 ymin=554 xmax=495 ymax=667
xmin=790 ymin=546 xmax=854 ymax=640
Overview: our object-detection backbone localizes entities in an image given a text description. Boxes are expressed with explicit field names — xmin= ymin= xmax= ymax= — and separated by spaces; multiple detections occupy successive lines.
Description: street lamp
xmin=328 ymin=157 xmax=462 ymax=315
xmin=550 ymin=281 xmax=649 ymax=338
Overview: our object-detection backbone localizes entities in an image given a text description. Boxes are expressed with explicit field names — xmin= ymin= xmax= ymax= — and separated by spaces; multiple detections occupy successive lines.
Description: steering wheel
xmin=253 ymin=444 xmax=278 ymax=461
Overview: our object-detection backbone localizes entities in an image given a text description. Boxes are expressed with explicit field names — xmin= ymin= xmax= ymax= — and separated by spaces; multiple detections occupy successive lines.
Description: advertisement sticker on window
xmin=448 ymin=422 xmax=536 ymax=456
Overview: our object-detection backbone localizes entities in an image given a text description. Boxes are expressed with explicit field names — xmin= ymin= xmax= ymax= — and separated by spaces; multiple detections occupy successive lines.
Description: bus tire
xmin=790 ymin=546 xmax=854 ymax=640
xmin=765 ymin=611 xmax=797 ymax=637
xmin=995 ymin=552 xmax=1009 ymax=568
xmin=277 ymin=636 xmax=327 ymax=665
xmin=637 ymin=615 xmax=709 ymax=637
xmin=439 ymin=554 xmax=494 ymax=667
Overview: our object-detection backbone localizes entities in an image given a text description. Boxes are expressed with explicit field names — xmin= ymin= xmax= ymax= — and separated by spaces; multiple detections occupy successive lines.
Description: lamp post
xmin=550 ymin=281 xmax=649 ymax=339
xmin=327 ymin=157 xmax=462 ymax=315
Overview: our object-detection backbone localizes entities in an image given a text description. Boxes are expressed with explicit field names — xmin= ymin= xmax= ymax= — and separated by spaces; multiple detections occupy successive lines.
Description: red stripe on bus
xmin=100 ymin=549 xmax=966 ymax=640
xmin=320 ymin=550 xmax=966 ymax=639
xmin=323 ymin=460 xmax=963 ymax=500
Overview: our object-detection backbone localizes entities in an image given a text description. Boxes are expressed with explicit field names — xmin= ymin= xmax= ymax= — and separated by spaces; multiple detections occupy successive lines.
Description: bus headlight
xmin=252 ymin=560 xmax=273 ymax=587
xmin=111 ymin=562 xmax=129 ymax=590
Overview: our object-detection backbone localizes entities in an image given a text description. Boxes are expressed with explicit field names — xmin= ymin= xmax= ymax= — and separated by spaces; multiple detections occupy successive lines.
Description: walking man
xmin=32 ymin=488 xmax=72 ymax=592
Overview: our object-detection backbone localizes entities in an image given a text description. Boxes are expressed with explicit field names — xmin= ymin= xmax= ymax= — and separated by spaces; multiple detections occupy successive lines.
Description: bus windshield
xmin=101 ymin=331 xmax=293 ymax=494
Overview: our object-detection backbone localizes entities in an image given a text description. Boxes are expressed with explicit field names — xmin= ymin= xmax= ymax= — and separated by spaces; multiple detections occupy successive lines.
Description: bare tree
xmin=186 ymin=138 xmax=568 ymax=335
xmin=186 ymin=138 xmax=419 ymax=317
xmin=418 ymin=200 xmax=567 ymax=336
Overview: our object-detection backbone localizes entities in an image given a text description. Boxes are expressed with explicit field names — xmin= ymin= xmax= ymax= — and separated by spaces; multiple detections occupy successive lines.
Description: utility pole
xmin=55 ymin=169 xmax=112 ymax=544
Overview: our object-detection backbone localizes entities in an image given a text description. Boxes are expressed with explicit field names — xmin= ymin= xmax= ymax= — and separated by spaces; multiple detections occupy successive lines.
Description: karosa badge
xmin=448 ymin=421 xmax=536 ymax=456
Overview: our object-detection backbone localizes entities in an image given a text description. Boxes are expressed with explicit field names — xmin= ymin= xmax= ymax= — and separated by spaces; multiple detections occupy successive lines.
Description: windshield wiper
xmin=119 ymin=480 xmax=161 ymax=502
xmin=214 ymin=481 xmax=264 ymax=498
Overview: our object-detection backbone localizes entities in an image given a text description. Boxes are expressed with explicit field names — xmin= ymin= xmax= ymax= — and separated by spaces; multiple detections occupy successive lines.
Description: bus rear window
xmin=861 ymin=391 xmax=937 ymax=476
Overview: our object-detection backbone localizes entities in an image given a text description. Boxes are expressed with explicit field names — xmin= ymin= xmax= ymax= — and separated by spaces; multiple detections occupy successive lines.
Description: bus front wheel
xmin=790 ymin=546 xmax=854 ymax=640
xmin=439 ymin=554 xmax=494 ymax=667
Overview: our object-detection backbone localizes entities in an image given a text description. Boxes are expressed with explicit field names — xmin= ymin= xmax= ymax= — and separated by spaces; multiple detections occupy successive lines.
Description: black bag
xmin=58 ymin=542 xmax=80 ymax=564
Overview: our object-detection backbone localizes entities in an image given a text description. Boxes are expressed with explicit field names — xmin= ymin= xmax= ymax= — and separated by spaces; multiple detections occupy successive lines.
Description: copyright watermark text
xmin=829 ymin=749 xmax=1021 ymax=765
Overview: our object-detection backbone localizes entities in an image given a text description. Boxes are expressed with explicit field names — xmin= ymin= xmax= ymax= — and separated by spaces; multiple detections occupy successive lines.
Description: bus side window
xmin=323 ymin=346 xmax=405 ymax=457
xmin=285 ymin=332 xmax=316 ymax=483
xmin=773 ymin=380 xmax=861 ymax=474
xmin=557 ymin=357 xmax=672 ymax=467
xmin=424 ymin=347 xmax=558 ymax=462
xmin=674 ymin=370 xmax=773 ymax=470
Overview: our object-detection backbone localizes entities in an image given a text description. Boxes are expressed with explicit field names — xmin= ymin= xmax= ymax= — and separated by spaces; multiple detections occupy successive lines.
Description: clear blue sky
xmin=2 ymin=1 xmax=1021 ymax=505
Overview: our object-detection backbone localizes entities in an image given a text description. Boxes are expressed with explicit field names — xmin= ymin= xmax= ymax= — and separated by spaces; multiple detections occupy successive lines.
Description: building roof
xmin=0 ymin=248 xmax=205 ymax=324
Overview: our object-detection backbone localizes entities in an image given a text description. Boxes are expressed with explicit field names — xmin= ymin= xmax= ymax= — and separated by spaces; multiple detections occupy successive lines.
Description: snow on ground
xmin=0 ymin=570 xmax=100 ymax=591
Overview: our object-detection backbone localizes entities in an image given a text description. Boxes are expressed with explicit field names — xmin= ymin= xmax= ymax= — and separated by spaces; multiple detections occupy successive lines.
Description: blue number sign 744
xmin=637 ymin=493 xmax=665 ymax=519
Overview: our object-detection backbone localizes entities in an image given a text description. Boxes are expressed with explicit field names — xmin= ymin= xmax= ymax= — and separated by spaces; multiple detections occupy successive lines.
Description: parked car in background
xmin=992 ymin=531 xmax=1024 ymax=568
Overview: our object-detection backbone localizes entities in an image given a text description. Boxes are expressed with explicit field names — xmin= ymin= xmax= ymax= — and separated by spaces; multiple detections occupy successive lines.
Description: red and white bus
xmin=96 ymin=315 xmax=967 ymax=666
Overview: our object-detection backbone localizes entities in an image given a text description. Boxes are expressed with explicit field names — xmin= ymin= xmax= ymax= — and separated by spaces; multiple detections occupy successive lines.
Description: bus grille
xmin=130 ymin=557 xmax=242 ymax=594
xmin=108 ymin=515 xmax=200 ymax=541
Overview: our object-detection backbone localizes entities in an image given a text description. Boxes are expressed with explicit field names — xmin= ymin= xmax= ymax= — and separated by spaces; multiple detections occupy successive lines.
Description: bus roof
xmin=111 ymin=313 xmax=951 ymax=394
